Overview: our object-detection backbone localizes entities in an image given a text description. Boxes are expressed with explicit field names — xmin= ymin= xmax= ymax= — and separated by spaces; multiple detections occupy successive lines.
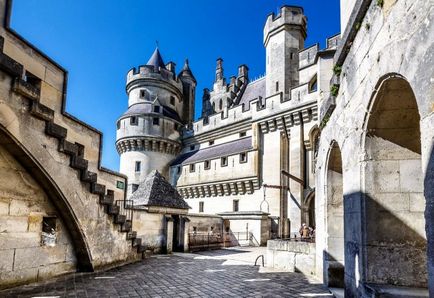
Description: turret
xmin=117 ymin=48 xmax=188 ymax=197
xmin=178 ymin=59 xmax=196 ymax=127
xmin=263 ymin=6 xmax=307 ymax=99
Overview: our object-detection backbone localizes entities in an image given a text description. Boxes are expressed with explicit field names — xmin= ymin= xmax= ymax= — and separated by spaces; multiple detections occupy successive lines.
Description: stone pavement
xmin=1 ymin=247 xmax=333 ymax=298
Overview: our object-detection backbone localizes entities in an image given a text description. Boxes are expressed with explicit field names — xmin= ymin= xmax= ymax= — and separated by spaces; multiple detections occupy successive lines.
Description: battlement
xmin=264 ymin=5 xmax=307 ymax=46
xmin=126 ymin=65 xmax=183 ymax=91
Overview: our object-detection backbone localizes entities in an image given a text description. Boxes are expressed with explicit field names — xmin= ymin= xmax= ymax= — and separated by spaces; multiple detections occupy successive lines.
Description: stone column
xmin=165 ymin=215 xmax=173 ymax=254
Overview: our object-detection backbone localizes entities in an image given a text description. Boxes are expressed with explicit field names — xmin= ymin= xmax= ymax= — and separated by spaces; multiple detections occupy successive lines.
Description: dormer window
xmin=130 ymin=116 xmax=138 ymax=126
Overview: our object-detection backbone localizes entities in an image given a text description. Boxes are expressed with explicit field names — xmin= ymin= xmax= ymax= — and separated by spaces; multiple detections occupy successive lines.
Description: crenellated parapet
xmin=126 ymin=65 xmax=183 ymax=95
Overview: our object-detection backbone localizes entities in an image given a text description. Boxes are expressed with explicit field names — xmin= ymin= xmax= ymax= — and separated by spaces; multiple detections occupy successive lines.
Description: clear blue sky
xmin=11 ymin=1 xmax=340 ymax=171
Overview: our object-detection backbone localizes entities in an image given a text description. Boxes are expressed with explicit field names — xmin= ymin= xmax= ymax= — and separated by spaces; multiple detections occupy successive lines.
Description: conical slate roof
xmin=146 ymin=48 xmax=165 ymax=68
xmin=130 ymin=170 xmax=190 ymax=209
xmin=178 ymin=59 xmax=196 ymax=82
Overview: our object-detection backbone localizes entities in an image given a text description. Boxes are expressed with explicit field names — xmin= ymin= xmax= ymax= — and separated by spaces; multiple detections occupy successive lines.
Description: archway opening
xmin=364 ymin=75 xmax=427 ymax=288
xmin=325 ymin=141 xmax=344 ymax=288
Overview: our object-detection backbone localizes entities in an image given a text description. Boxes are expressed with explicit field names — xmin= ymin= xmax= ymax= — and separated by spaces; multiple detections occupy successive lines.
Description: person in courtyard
xmin=299 ymin=223 xmax=310 ymax=239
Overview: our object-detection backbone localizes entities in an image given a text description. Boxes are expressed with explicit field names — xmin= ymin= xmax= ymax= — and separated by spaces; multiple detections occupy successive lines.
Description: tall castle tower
xmin=116 ymin=48 xmax=196 ymax=196
xmin=264 ymin=6 xmax=307 ymax=99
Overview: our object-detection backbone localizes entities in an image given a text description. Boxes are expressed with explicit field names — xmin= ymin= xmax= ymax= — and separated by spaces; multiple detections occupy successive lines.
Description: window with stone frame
xmin=177 ymin=166 xmax=181 ymax=174
xmin=189 ymin=164 xmax=195 ymax=172
xmin=239 ymin=152 xmax=247 ymax=163
xmin=209 ymin=140 xmax=214 ymax=146
xmin=233 ymin=200 xmax=239 ymax=212
xmin=199 ymin=201 xmax=204 ymax=213
xmin=204 ymin=160 xmax=211 ymax=170
xmin=221 ymin=156 xmax=228 ymax=167
xmin=116 ymin=121 xmax=121 ymax=129
xmin=135 ymin=161 xmax=141 ymax=172
xmin=153 ymin=117 xmax=159 ymax=126
xmin=130 ymin=116 xmax=138 ymax=126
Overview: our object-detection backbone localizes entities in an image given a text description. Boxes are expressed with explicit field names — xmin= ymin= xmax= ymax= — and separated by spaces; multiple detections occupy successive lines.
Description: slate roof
xmin=121 ymin=103 xmax=182 ymax=122
xmin=238 ymin=77 xmax=266 ymax=110
xmin=146 ymin=48 xmax=165 ymax=68
xmin=130 ymin=170 xmax=190 ymax=209
xmin=170 ymin=137 xmax=253 ymax=166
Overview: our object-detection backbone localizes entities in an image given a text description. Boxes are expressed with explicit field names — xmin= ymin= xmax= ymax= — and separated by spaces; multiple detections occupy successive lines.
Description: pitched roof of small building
xmin=130 ymin=170 xmax=189 ymax=209
xmin=170 ymin=137 xmax=253 ymax=166
xmin=146 ymin=48 xmax=165 ymax=69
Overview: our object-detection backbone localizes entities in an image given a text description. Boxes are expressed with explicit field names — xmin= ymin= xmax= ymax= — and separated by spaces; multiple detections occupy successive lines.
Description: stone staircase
xmin=0 ymin=36 xmax=147 ymax=259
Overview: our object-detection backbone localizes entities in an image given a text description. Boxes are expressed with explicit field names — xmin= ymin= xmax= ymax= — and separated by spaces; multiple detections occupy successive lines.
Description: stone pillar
xmin=165 ymin=215 xmax=173 ymax=254
xmin=183 ymin=217 xmax=190 ymax=253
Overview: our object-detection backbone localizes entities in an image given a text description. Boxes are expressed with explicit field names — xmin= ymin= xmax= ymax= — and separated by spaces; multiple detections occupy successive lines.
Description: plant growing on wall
xmin=331 ymin=84 xmax=340 ymax=97
xmin=377 ymin=0 xmax=384 ymax=7
xmin=333 ymin=65 xmax=342 ymax=76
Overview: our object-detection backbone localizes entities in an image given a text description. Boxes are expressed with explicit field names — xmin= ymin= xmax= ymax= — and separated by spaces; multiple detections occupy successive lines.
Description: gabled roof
xmin=130 ymin=170 xmax=189 ymax=209
xmin=170 ymin=137 xmax=253 ymax=166
xmin=238 ymin=77 xmax=266 ymax=111
xmin=146 ymin=48 xmax=165 ymax=69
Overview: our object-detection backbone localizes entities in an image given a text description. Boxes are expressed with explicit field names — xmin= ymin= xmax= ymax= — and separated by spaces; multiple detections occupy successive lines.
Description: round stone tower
xmin=116 ymin=48 xmax=196 ymax=196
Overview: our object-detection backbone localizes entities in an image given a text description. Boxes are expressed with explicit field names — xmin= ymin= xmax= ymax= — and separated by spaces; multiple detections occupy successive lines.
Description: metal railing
xmin=115 ymin=199 xmax=134 ymax=229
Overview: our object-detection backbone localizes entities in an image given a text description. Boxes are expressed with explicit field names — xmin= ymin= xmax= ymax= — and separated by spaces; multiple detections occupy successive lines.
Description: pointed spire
xmin=178 ymin=58 xmax=196 ymax=82
xmin=146 ymin=47 xmax=165 ymax=69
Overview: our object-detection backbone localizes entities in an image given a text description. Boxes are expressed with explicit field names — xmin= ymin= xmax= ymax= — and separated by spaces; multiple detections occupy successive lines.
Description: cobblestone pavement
xmin=1 ymin=247 xmax=333 ymax=298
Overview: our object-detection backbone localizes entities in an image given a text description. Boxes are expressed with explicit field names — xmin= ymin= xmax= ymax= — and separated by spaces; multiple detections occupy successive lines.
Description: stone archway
xmin=325 ymin=141 xmax=344 ymax=288
xmin=0 ymin=125 xmax=93 ymax=271
xmin=363 ymin=74 xmax=427 ymax=288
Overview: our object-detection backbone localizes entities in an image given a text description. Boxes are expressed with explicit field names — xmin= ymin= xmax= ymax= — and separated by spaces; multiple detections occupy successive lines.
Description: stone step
xmin=45 ymin=121 xmax=67 ymax=139
xmin=90 ymin=183 xmax=105 ymax=196
xmin=122 ymin=220 xmax=132 ymax=232
xmin=132 ymin=237 xmax=141 ymax=247
xmin=115 ymin=214 xmax=126 ymax=225
xmin=108 ymin=205 xmax=120 ymax=216
xmin=30 ymin=101 xmax=54 ymax=121
xmin=70 ymin=155 xmax=88 ymax=171
xmin=81 ymin=170 xmax=97 ymax=183
xmin=137 ymin=244 xmax=146 ymax=253
xmin=58 ymin=139 xmax=79 ymax=156
xmin=127 ymin=231 xmax=137 ymax=240
xmin=100 ymin=195 xmax=114 ymax=206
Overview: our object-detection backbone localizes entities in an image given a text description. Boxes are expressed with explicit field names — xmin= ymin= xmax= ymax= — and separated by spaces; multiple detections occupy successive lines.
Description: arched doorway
xmin=363 ymin=75 xmax=427 ymax=288
xmin=325 ymin=141 xmax=344 ymax=288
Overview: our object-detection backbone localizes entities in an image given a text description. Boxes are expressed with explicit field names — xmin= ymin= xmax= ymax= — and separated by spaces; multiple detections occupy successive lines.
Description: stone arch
xmin=303 ymin=190 xmax=315 ymax=228
xmin=362 ymin=74 xmax=427 ymax=288
xmin=0 ymin=125 xmax=93 ymax=271
xmin=324 ymin=140 xmax=345 ymax=288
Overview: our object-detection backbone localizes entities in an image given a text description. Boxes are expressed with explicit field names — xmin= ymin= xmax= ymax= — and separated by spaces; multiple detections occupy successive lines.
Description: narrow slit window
xmin=135 ymin=161 xmax=141 ymax=172
xmin=189 ymin=164 xmax=195 ymax=172
xmin=240 ymin=152 xmax=247 ymax=163
xmin=204 ymin=160 xmax=210 ymax=170
xmin=199 ymin=202 xmax=204 ymax=213
xmin=233 ymin=200 xmax=239 ymax=212
xmin=41 ymin=216 xmax=57 ymax=247
xmin=276 ymin=81 xmax=279 ymax=92
xmin=170 ymin=96 xmax=176 ymax=106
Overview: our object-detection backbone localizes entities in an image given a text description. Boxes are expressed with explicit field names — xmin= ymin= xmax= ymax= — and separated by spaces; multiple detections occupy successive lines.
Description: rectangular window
xmin=199 ymin=202 xmax=204 ymax=213
xmin=233 ymin=200 xmax=239 ymax=212
xmin=154 ymin=106 xmax=160 ymax=113
xmin=239 ymin=132 xmax=246 ymax=138
xmin=189 ymin=164 xmax=195 ymax=172
xmin=117 ymin=121 xmax=121 ymax=129
xmin=130 ymin=116 xmax=138 ymax=126
xmin=170 ymin=96 xmax=176 ymax=106
xmin=190 ymin=145 xmax=195 ymax=151
xmin=221 ymin=157 xmax=228 ymax=167
xmin=240 ymin=152 xmax=247 ymax=163
xmin=275 ymin=81 xmax=279 ymax=92
xmin=153 ymin=117 xmax=159 ymax=126
xmin=209 ymin=140 xmax=214 ymax=146
xmin=132 ymin=184 xmax=139 ymax=193
xmin=177 ymin=166 xmax=181 ymax=174
xmin=204 ymin=160 xmax=210 ymax=170
xmin=135 ymin=161 xmax=141 ymax=172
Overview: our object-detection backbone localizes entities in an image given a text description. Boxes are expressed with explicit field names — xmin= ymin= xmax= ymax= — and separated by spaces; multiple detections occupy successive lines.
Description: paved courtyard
xmin=1 ymin=247 xmax=333 ymax=298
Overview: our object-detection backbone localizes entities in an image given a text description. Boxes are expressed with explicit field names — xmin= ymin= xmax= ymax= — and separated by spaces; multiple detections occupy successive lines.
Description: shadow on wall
xmin=323 ymin=191 xmax=428 ymax=297
xmin=424 ymin=146 xmax=434 ymax=298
